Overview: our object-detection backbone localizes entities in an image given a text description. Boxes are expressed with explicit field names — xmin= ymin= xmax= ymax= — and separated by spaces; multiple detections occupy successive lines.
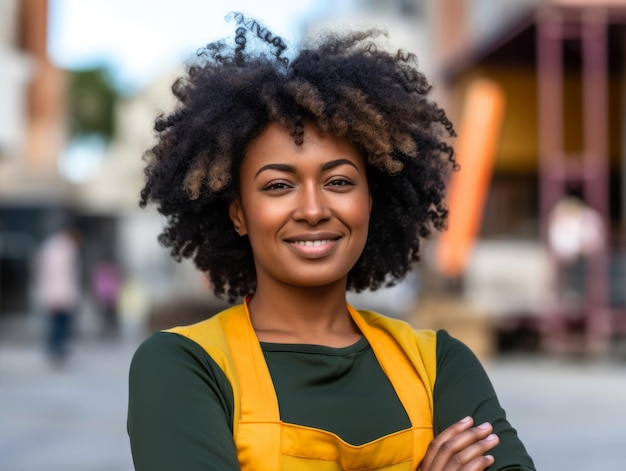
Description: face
xmin=229 ymin=122 xmax=372 ymax=291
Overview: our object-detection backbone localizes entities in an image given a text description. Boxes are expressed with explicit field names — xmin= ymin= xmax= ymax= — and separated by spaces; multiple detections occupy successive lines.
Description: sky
xmin=47 ymin=0 xmax=333 ymax=181
xmin=48 ymin=0 xmax=330 ymax=95
xmin=47 ymin=0 xmax=374 ymax=182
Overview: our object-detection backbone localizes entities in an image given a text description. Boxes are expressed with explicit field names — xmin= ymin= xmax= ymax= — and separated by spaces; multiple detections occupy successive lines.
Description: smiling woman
xmin=229 ymin=122 xmax=371 ymax=312
xmin=127 ymin=12 xmax=536 ymax=471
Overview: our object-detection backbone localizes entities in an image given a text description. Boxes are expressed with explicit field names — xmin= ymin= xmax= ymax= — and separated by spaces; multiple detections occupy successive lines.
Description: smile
xmin=292 ymin=239 xmax=335 ymax=247
xmin=286 ymin=237 xmax=340 ymax=258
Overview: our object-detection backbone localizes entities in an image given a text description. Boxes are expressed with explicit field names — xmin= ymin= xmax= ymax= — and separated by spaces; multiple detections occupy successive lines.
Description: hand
xmin=420 ymin=416 xmax=499 ymax=471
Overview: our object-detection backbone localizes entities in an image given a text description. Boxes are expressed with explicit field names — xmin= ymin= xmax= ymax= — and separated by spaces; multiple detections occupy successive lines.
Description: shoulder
xmin=165 ymin=304 xmax=242 ymax=341
xmin=356 ymin=308 xmax=438 ymax=349
xmin=130 ymin=330 xmax=216 ymax=378
xmin=354 ymin=309 xmax=478 ymax=361
xmin=127 ymin=332 xmax=238 ymax=466
xmin=434 ymin=329 xmax=484 ymax=369
xmin=355 ymin=311 xmax=486 ymax=384
xmin=131 ymin=304 xmax=247 ymax=389
xmin=163 ymin=304 xmax=243 ymax=370
xmin=129 ymin=304 xmax=245 ymax=377
xmin=432 ymin=329 xmax=496 ymax=401
xmin=355 ymin=308 xmax=438 ymax=387
xmin=355 ymin=309 xmax=427 ymax=333
xmin=129 ymin=330 xmax=234 ymax=408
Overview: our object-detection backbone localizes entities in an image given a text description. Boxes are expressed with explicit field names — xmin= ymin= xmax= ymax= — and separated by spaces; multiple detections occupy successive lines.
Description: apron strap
xmin=222 ymin=302 xmax=282 ymax=471
xmin=222 ymin=301 xmax=436 ymax=470
xmin=348 ymin=306 xmax=436 ymax=467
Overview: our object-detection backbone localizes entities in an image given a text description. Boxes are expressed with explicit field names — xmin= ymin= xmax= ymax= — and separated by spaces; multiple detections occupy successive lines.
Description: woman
xmin=128 ymin=13 xmax=536 ymax=471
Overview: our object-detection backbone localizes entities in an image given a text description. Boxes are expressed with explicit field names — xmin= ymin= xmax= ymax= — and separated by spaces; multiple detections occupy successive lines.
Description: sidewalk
xmin=1 ymin=335 xmax=625 ymax=470
xmin=0 ymin=336 xmax=139 ymax=471
xmin=485 ymin=355 xmax=626 ymax=470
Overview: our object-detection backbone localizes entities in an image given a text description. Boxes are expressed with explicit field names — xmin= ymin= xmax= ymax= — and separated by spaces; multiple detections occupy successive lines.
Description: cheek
xmin=352 ymin=193 xmax=373 ymax=226
xmin=339 ymin=195 xmax=371 ymax=243
xmin=242 ymin=197 xmax=286 ymax=235
xmin=353 ymin=207 xmax=370 ymax=230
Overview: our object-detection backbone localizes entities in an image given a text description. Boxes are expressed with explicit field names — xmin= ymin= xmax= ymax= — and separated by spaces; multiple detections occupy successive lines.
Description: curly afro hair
xmin=140 ymin=13 xmax=457 ymax=302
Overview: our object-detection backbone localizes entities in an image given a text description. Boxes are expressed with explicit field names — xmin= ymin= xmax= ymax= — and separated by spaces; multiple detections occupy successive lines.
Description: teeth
xmin=293 ymin=239 xmax=333 ymax=246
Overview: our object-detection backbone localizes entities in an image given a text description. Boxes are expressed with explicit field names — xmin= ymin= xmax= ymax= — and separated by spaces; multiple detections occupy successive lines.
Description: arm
xmin=432 ymin=330 xmax=536 ymax=471
xmin=128 ymin=332 xmax=241 ymax=470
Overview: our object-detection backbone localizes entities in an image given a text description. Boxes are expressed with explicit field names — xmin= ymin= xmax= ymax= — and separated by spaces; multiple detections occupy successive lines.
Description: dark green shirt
xmin=128 ymin=329 xmax=535 ymax=470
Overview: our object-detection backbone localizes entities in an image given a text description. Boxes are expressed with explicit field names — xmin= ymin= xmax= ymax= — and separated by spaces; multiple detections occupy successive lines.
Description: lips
xmin=285 ymin=234 xmax=341 ymax=257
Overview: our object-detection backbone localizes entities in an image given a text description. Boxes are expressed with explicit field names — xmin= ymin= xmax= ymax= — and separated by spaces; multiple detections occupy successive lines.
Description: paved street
xmin=485 ymin=356 xmax=626 ymax=470
xmin=0 ymin=336 xmax=138 ymax=471
xmin=1 ymin=333 xmax=625 ymax=470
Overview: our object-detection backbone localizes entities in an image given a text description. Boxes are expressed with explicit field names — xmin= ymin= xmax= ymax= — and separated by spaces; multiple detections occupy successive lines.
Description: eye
xmin=262 ymin=181 xmax=293 ymax=191
xmin=326 ymin=178 xmax=354 ymax=188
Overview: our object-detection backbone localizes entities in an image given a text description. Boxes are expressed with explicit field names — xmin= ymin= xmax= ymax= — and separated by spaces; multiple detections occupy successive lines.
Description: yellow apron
xmin=168 ymin=302 xmax=437 ymax=470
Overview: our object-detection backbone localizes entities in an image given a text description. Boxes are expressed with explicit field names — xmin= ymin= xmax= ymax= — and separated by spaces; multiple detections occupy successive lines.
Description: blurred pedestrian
xmin=547 ymin=195 xmax=606 ymax=303
xmin=547 ymin=195 xmax=605 ymax=264
xmin=128 ymin=13 xmax=535 ymax=471
xmin=91 ymin=260 xmax=122 ymax=338
xmin=36 ymin=224 xmax=81 ymax=365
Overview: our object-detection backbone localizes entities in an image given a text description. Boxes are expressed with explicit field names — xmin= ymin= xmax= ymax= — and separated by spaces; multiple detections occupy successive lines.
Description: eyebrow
xmin=254 ymin=159 xmax=359 ymax=179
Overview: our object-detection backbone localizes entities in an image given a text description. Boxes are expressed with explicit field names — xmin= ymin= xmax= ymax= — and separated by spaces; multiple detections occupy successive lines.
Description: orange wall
xmin=451 ymin=65 xmax=622 ymax=173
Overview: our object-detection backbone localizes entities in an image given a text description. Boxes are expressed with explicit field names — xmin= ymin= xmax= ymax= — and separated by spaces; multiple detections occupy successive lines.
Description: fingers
xmin=437 ymin=425 xmax=498 ymax=471
xmin=433 ymin=415 xmax=475 ymax=445
xmin=421 ymin=417 xmax=500 ymax=471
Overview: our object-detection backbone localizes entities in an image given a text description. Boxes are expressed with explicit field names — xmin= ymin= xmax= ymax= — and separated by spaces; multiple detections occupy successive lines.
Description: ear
xmin=229 ymin=198 xmax=248 ymax=236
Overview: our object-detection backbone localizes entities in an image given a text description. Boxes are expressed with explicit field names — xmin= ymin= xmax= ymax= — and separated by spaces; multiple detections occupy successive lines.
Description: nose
xmin=293 ymin=185 xmax=332 ymax=225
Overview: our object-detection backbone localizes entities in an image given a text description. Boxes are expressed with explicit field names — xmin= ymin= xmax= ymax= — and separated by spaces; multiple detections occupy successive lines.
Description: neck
xmin=247 ymin=280 xmax=361 ymax=347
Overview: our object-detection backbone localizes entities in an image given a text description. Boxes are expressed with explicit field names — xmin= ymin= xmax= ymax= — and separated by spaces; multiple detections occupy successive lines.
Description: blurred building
xmin=0 ymin=0 xmax=154 ymax=339
xmin=2 ymin=0 xmax=624 ymax=356
xmin=424 ymin=0 xmax=626 ymax=356
xmin=304 ymin=0 xmax=626 ymax=357
xmin=0 ymin=0 xmax=234 ymax=339
xmin=0 ymin=0 xmax=69 ymax=328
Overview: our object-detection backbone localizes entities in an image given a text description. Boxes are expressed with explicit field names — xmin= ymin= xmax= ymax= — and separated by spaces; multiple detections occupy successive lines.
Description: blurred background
xmin=1 ymin=0 xmax=625 ymax=470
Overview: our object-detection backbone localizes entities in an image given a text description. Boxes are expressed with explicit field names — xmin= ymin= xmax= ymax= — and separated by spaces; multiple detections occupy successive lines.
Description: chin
xmin=284 ymin=271 xmax=350 ymax=290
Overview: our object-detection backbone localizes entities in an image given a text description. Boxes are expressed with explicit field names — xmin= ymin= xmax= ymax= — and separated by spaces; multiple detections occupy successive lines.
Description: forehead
xmin=243 ymin=122 xmax=364 ymax=168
